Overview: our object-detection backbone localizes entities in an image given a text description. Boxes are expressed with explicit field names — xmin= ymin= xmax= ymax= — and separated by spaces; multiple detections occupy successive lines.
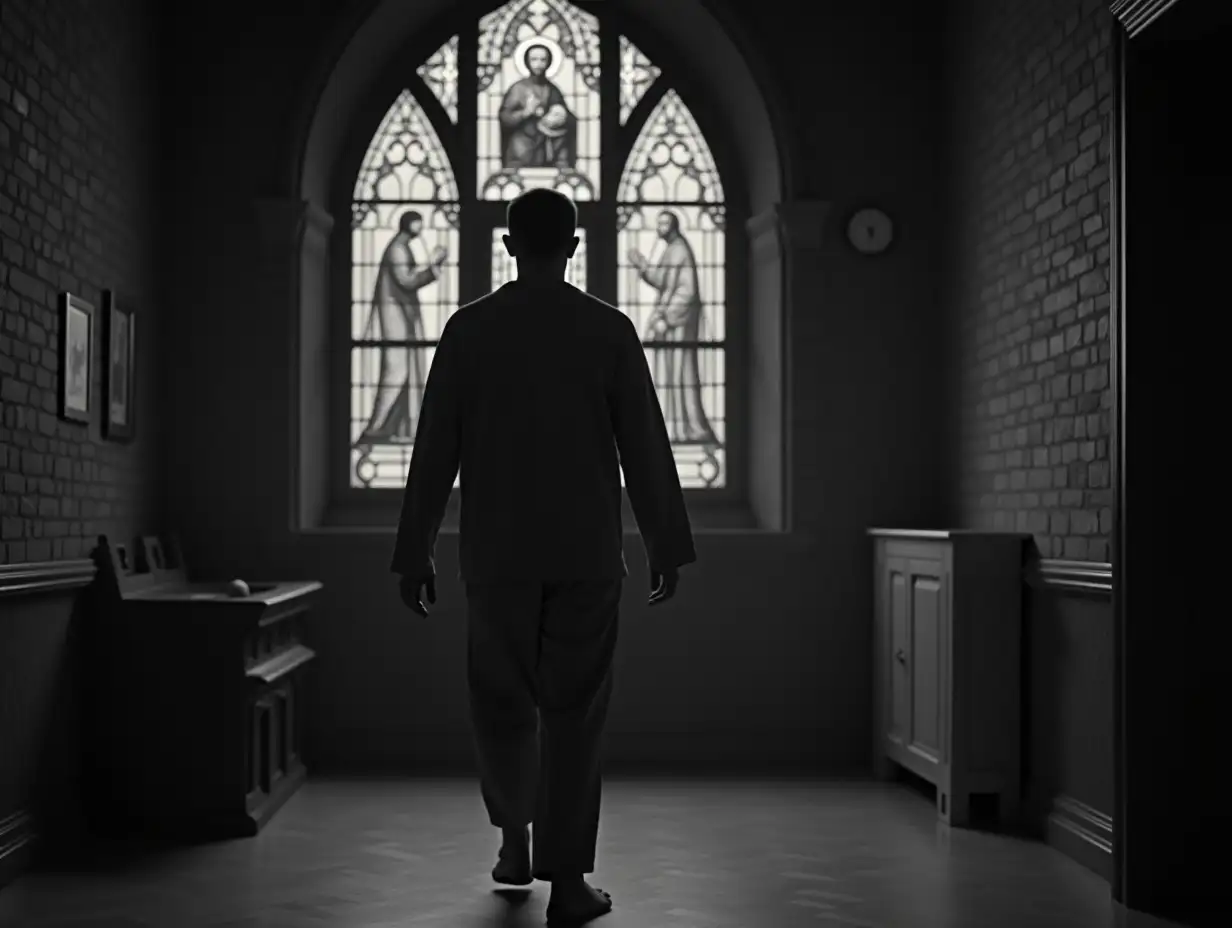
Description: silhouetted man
xmin=391 ymin=188 xmax=694 ymax=924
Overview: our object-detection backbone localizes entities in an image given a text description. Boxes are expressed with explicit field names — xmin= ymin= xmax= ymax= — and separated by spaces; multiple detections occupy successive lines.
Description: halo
xmin=513 ymin=36 xmax=564 ymax=79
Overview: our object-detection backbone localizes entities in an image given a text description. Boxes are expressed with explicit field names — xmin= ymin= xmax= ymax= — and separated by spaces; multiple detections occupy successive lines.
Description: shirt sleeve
xmin=390 ymin=320 xmax=462 ymax=577
xmin=608 ymin=317 xmax=697 ymax=571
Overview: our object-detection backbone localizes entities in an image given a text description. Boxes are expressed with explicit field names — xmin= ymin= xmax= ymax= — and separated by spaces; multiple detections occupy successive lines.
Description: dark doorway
xmin=1113 ymin=1 xmax=1230 ymax=924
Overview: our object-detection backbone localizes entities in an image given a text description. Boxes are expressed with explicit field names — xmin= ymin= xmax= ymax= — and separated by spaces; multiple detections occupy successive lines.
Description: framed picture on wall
xmin=103 ymin=290 xmax=136 ymax=442
xmin=58 ymin=292 xmax=94 ymax=424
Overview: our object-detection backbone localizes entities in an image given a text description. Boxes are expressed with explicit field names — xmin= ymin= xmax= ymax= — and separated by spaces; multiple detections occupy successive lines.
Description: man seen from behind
xmin=390 ymin=187 xmax=696 ymax=925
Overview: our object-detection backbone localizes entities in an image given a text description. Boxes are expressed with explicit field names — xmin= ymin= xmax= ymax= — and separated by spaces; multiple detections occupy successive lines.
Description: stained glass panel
xmin=347 ymin=15 xmax=735 ymax=494
xmin=491 ymin=227 xmax=588 ymax=291
xmin=351 ymin=203 xmax=460 ymax=340
xmin=476 ymin=0 xmax=601 ymax=201
xmin=618 ymin=36 xmax=659 ymax=124
xmin=350 ymin=345 xmax=464 ymax=490
xmin=416 ymin=35 xmax=460 ymax=122
xmin=616 ymin=205 xmax=725 ymax=341
xmin=617 ymin=90 xmax=724 ymax=204
xmin=349 ymin=201 xmax=461 ymax=489
xmin=639 ymin=346 xmax=726 ymax=488
xmin=352 ymin=90 xmax=459 ymax=209
xmin=616 ymin=203 xmax=726 ymax=488
xmin=349 ymin=82 xmax=462 ymax=489
xmin=616 ymin=83 xmax=726 ymax=489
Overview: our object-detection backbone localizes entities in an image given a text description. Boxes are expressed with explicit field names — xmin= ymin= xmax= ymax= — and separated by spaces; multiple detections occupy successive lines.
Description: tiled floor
xmin=0 ymin=778 xmax=1185 ymax=928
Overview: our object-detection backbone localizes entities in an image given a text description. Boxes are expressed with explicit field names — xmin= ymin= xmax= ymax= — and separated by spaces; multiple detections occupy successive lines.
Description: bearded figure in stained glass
xmin=499 ymin=43 xmax=576 ymax=169
xmin=356 ymin=210 xmax=448 ymax=446
xmin=628 ymin=209 xmax=718 ymax=446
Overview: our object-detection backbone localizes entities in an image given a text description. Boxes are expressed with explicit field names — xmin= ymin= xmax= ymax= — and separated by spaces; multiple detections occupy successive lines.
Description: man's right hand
xmin=648 ymin=566 xmax=679 ymax=606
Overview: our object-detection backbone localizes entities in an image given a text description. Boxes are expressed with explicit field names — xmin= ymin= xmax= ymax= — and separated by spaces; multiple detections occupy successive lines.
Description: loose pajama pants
xmin=464 ymin=579 xmax=622 ymax=880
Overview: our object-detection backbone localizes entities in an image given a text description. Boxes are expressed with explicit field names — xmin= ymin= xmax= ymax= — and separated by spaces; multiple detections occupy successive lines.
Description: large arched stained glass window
xmin=347 ymin=0 xmax=730 ymax=493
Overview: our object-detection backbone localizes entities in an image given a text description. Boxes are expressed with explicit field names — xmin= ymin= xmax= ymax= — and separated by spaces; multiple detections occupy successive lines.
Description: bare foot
xmin=491 ymin=826 xmax=532 ymax=885
xmin=546 ymin=878 xmax=613 ymax=924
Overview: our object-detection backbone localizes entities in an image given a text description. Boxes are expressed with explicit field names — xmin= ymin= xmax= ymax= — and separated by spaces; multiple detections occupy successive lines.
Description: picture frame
xmin=103 ymin=290 xmax=136 ymax=442
xmin=58 ymin=292 xmax=95 ymax=424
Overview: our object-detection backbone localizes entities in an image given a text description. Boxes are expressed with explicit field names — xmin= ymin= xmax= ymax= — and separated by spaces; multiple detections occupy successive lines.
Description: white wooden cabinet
xmin=869 ymin=529 xmax=1026 ymax=827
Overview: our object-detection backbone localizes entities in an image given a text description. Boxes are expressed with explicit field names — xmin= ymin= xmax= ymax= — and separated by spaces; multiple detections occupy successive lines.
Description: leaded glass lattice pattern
xmin=618 ymin=36 xmax=659 ymax=124
xmin=477 ymin=0 xmax=601 ymax=200
xmin=491 ymin=228 xmax=587 ymax=292
xmin=352 ymin=91 xmax=458 ymax=215
xmin=417 ymin=35 xmax=460 ymax=122
xmin=617 ymin=90 xmax=724 ymax=204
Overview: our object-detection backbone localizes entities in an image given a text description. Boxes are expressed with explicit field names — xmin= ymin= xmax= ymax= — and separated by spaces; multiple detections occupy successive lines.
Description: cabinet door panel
xmin=908 ymin=562 xmax=944 ymax=762
xmin=886 ymin=557 xmax=911 ymax=748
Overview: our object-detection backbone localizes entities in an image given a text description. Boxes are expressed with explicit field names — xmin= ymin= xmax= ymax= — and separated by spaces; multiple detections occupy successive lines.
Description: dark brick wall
xmin=945 ymin=0 xmax=1116 ymax=561
xmin=0 ymin=0 xmax=162 ymax=563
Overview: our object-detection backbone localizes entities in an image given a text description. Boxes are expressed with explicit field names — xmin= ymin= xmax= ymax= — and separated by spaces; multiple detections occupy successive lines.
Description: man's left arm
xmin=390 ymin=320 xmax=462 ymax=578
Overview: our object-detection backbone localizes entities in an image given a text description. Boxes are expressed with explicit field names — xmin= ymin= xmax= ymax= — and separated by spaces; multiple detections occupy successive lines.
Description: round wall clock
xmin=847 ymin=207 xmax=894 ymax=255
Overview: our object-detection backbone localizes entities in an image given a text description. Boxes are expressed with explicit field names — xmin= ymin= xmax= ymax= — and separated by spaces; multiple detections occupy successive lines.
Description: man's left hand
xmin=399 ymin=571 xmax=437 ymax=616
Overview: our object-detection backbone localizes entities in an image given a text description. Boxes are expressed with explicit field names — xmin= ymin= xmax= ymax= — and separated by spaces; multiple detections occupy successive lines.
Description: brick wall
xmin=0 ymin=0 xmax=161 ymax=564
xmin=945 ymin=0 xmax=1116 ymax=561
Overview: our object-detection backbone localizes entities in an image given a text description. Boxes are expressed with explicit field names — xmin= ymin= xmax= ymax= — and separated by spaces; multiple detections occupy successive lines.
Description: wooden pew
xmin=85 ymin=534 xmax=321 ymax=840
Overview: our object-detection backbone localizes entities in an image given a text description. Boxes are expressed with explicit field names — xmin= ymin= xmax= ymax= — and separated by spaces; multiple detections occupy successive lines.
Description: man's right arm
xmin=609 ymin=318 xmax=696 ymax=572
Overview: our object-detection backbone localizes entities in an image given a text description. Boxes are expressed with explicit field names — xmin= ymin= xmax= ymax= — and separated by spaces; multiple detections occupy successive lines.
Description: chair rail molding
xmin=1026 ymin=558 xmax=1113 ymax=596
xmin=0 ymin=560 xmax=97 ymax=598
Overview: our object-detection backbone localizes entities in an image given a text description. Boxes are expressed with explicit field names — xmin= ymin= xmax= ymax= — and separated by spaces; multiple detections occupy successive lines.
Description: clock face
xmin=847 ymin=208 xmax=893 ymax=254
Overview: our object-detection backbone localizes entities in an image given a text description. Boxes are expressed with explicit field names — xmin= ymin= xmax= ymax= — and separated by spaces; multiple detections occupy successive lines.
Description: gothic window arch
xmin=339 ymin=0 xmax=740 ymax=500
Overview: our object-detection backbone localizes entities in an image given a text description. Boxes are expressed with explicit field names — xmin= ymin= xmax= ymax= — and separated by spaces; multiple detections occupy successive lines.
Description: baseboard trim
xmin=1047 ymin=793 xmax=1113 ymax=881
xmin=0 ymin=559 xmax=97 ymax=598
xmin=1028 ymin=559 xmax=1113 ymax=596
xmin=0 ymin=809 xmax=36 ymax=891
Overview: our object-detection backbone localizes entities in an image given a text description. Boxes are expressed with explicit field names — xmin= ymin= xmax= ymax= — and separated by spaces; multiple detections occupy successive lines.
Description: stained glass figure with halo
xmin=500 ymin=41 xmax=576 ymax=169
xmin=477 ymin=0 xmax=601 ymax=201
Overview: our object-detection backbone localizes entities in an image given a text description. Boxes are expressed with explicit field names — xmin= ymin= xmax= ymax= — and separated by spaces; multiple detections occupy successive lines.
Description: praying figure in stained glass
xmin=355 ymin=210 xmax=449 ymax=446
xmin=627 ymin=210 xmax=718 ymax=446
xmin=499 ymin=44 xmax=576 ymax=169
